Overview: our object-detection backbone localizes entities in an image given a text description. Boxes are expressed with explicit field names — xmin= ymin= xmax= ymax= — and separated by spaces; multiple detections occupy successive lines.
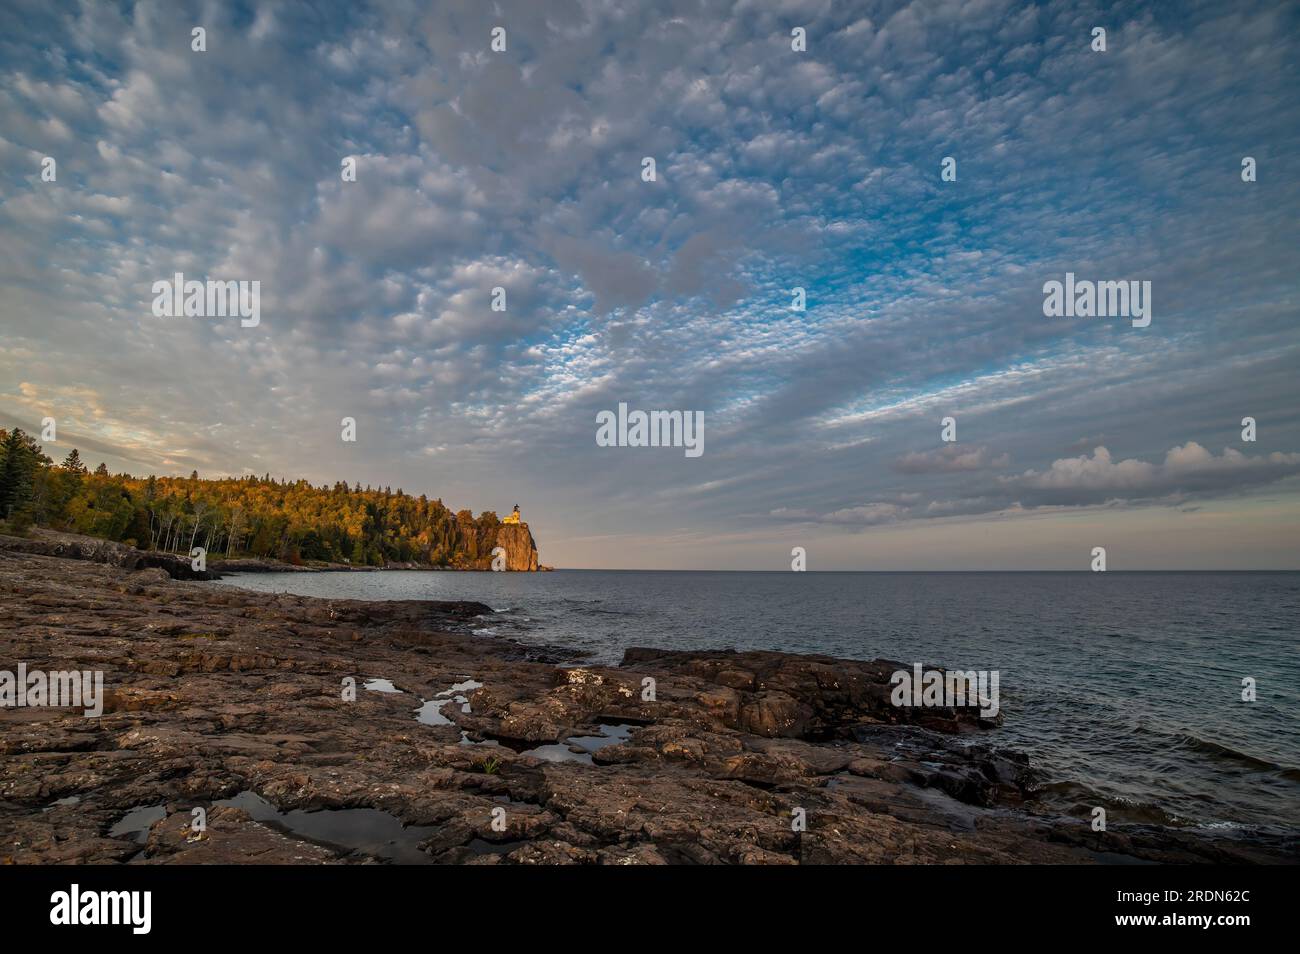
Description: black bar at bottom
xmin=0 ymin=863 xmax=1282 ymax=941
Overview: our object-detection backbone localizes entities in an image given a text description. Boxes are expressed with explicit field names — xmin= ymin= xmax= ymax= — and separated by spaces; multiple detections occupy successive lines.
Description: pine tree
xmin=62 ymin=448 xmax=87 ymax=475
xmin=0 ymin=429 xmax=36 ymax=519
xmin=94 ymin=463 xmax=109 ymax=476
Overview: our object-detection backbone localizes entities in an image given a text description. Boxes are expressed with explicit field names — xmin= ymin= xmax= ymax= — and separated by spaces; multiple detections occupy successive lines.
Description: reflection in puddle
xmin=417 ymin=677 xmax=483 ymax=724
xmin=416 ymin=698 xmax=452 ymax=725
xmin=570 ymin=723 xmax=632 ymax=752
xmin=108 ymin=805 xmax=166 ymax=843
xmin=436 ymin=679 xmax=482 ymax=716
xmin=215 ymin=791 xmax=437 ymax=865
xmin=520 ymin=724 xmax=635 ymax=765
xmin=362 ymin=675 xmax=483 ymax=727
xmin=520 ymin=743 xmax=595 ymax=765
xmin=438 ymin=679 xmax=483 ymax=696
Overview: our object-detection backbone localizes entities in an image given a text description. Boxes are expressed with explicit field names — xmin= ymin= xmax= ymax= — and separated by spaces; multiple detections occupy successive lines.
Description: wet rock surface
xmin=1 ymin=546 xmax=1294 ymax=865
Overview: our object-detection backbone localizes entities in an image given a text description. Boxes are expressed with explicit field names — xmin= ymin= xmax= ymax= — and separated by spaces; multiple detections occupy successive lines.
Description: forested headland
xmin=0 ymin=427 xmax=507 ymax=568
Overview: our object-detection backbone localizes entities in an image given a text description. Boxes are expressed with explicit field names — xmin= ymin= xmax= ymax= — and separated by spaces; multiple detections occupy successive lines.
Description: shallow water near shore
xmin=213 ymin=569 xmax=1300 ymax=835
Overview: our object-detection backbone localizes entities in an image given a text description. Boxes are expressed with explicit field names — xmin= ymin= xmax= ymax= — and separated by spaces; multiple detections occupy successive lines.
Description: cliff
xmin=495 ymin=521 xmax=540 ymax=571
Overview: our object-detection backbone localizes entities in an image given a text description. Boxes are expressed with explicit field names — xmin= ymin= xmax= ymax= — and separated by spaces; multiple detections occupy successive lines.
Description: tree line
xmin=0 ymin=427 xmax=506 ymax=567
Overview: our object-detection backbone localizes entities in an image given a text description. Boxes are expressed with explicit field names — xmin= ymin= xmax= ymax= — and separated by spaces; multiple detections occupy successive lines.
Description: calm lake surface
xmin=214 ymin=569 xmax=1300 ymax=835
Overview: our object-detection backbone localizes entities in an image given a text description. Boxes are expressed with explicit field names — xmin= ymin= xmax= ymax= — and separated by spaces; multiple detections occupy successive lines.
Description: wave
xmin=1175 ymin=733 xmax=1300 ymax=780
xmin=1115 ymin=719 xmax=1300 ymax=781
xmin=1030 ymin=780 xmax=1190 ymax=827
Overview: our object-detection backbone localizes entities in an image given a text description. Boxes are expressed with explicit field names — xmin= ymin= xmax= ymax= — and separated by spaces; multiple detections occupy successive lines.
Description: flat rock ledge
xmin=0 ymin=545 xmax=1294 ymax=865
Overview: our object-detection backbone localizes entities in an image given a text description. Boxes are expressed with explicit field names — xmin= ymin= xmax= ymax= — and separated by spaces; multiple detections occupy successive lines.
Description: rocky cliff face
xmin=495 ymin=522 xmax=540 ymax=571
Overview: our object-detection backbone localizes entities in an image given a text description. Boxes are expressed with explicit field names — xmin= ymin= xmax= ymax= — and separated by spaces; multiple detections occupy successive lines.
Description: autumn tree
xmin=0 ymin=442 xmax=512 ymax=567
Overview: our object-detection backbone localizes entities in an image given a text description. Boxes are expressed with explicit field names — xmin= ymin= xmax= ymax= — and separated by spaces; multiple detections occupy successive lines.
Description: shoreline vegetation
xmin=0 ymin=427 xmax=545 ymax=571
xmin=0 ymin=532 xmax=1294 ymax=864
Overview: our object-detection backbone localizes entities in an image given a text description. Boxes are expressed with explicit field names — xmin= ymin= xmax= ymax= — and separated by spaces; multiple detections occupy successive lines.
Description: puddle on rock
xmin=569 ymin=723 xmax=633 ymax=752
xmin=519 ymin=724 xmax=636 ymax=765
xmin=108 ymin=805 xmax=166 ymax=843
xmin=438 ymin=679 xmax=483 ymax=697
xmin=362 ymin=675 xmax=482 ymax=727
xmin=436 ymin=679 xmax=481 ymax=715
xmin=416 ymin=699 xmax=452 ymax=725
xmin=519 ymin=743 xmax=595 ymax=765
xmin=215 ymin=791 xmax=437 ymax=865
xmin=415 ymin=676 xmax=482 ymax=725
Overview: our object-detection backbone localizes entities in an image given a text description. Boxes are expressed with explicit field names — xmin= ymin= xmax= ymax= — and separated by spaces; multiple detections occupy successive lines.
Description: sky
xmin=1 ymin=0 xmax=1298 ymax=570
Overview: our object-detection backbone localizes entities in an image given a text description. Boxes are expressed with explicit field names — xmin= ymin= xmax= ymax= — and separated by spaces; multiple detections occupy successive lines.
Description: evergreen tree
xmin=62 ymin=448 xmax=87 ymax=475
xmin=0 ymin=428 xmax=49 ymax=523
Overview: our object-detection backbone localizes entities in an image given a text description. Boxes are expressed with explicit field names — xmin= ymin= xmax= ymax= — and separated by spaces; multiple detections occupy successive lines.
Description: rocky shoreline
xmin=0 ymin=541 xmax=1294 ymax=864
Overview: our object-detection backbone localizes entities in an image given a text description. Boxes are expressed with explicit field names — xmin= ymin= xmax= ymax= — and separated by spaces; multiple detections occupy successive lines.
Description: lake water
xmin=213 ymin=569 xmax=1300 ymax=836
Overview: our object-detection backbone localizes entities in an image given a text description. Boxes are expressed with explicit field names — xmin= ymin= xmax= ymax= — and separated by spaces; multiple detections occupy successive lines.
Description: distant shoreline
xmin=218 ymin=563 xmax=1300 ymax=574
xmin=212 ymin=558 xmax=555 ymax=575
xmin=0 ymin=529 xmax=551 ymax=578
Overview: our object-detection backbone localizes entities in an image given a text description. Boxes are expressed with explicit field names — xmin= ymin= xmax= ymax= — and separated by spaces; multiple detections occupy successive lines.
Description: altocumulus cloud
xmin=0 ymin=0 xmax=1298 ymax=567
xmin=894 ymin=445 xmax=1011 ymax=474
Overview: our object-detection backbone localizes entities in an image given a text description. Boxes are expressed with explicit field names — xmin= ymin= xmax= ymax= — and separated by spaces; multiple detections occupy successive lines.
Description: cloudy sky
xmin=2 ymin=0 xmax=1298 ymax=569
